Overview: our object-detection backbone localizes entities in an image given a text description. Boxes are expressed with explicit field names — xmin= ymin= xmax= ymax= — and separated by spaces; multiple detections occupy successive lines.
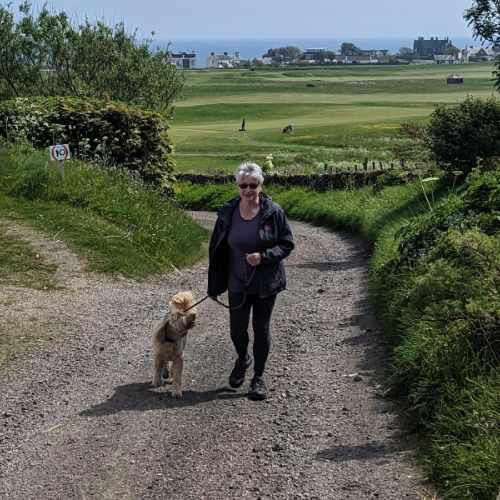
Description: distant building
xmin=207 ymin=51 xmax=240 ymax=68
xmin=434 ymin=54 xmax=459 ymax=64
xmin=303 ymin=48 xmax=327 ymax=60
xmin=302 ymin=48 xmax=336 ymax=64
xmin=413 ymin=37 xmax=454 ymax=57
xmin=343 ymin=55 xmax=380 ymax=64
xmin=360 ymin=49 xmax=389 ymax=57
xmin=464 ymin=46 xmax=496 ymax=62
xmin=169 ymin=51 xmax=196 ymax=69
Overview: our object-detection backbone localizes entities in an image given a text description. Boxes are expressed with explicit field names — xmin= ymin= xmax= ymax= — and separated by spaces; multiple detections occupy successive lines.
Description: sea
xmin=156 ymin=37 xmax=478 ymax=68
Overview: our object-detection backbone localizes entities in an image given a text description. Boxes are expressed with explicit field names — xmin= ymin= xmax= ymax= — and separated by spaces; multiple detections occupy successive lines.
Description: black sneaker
xmin=248 ymin=376 xmax=267 ymax=400
xmin=229 ymin=356 xmax=251 ymax=388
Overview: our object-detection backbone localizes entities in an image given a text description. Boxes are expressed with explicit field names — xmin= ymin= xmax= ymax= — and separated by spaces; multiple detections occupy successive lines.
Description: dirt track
xmin=0 ymin=211 xmax=431 ymax=499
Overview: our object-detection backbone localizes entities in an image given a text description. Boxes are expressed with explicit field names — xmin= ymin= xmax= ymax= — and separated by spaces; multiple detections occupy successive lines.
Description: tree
xmin=0 ymin=2 xmax=184 ymax=114
xmin=263 ymin=46 xmax=301 ymax=63
xmin=443 ymin=45 xmax=460 ymax=56
xmin=464 ymin=0 xmax=500 ymax=90
xmin=341 ymin=42 xmax=363 ymax=56
xmin=398 ymin=47 xmax=414 ymax=56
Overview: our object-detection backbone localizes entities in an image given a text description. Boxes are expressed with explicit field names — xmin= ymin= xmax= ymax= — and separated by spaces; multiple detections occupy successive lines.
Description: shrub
xmin=425 ymin=96 xmax=500 ymax=175
xmin=0 ymin=97 xmax=174 ymax=188
xmin=393 ymin=168 xmax=500 ymax=267
xmin=372 ymin=168 xmax=411 ymax=191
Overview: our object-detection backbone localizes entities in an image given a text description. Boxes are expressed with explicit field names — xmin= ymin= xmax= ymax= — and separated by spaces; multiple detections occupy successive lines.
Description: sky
xmin=7 ymin=0 xmax=475 ymax=40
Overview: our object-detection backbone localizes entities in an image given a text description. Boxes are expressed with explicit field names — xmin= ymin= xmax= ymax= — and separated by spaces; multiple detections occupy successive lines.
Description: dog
xmin=152 ymin=291 xmax=197 ymax=397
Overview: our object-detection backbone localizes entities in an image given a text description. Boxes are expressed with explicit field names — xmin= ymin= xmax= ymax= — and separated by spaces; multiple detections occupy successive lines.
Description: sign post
xmin=49 ymin=144 xmax=71 ymax=180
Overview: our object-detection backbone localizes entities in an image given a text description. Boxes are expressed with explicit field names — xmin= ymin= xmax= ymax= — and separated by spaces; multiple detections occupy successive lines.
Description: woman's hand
xmin=246 ymin=252 xmax=262 ymax=267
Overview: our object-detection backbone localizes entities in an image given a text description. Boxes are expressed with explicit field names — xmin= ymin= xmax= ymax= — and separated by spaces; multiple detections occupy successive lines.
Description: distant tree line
xmin=0 ymin=2 xmax=183 ymax=114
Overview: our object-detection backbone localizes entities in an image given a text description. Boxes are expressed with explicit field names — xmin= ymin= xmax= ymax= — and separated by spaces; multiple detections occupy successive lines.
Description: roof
xmin=170 ymin=52 xmax=196 ymax=59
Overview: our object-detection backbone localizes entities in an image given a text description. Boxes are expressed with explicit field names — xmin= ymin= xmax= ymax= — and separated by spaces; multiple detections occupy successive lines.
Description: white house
xmin=434 ymin=54 xmax=459 ymax=64
xmin=464 ymin=47 xmax=496 ymax=63
xmin=207 ymin=51 xmax=240 ymax=68
xmin=169 ymin=52 xmax=197 ymax=69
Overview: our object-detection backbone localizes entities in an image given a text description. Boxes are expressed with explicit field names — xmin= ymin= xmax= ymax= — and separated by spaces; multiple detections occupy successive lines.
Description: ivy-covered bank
xmin=176 ymin=173 xmax=500 ymax=500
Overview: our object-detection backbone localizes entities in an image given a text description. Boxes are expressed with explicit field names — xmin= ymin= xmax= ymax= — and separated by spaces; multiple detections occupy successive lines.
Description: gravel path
xmin=0 ymin=212 xmax=431 ymax=499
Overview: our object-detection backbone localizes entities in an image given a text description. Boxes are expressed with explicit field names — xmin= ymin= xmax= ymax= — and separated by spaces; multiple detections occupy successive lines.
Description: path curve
xmin=0 ymin=212 xmax=430 ymax=499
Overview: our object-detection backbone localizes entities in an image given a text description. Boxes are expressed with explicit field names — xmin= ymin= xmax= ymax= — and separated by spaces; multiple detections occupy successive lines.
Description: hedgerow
xmin=0 ymin=97 xmax=175 ymax=188
xmin=372 ymin=168 xmax=499 ymax=499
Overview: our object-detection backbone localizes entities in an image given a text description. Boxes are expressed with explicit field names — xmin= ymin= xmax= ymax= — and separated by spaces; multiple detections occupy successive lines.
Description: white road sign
xmin=49 ymin=144 xmax=71 ymax=161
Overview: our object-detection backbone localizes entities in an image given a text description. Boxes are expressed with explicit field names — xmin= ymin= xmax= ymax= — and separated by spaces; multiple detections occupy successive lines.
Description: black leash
xmin=184 ymin=267 xmax=257 ymax=313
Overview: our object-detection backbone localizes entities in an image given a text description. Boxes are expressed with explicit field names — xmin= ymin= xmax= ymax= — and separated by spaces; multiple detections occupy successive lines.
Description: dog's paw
xmin=171 ymin=389 xmax=183 ymax=399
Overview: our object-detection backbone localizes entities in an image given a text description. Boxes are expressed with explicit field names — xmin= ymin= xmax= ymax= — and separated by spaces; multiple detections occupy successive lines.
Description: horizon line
xmin=160 ymin=34 xmax=475 ymax=41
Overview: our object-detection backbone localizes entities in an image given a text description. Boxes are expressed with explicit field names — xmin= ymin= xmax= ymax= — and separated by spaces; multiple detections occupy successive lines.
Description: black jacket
xmin=208 ymin=193 xmax=294 ymax=298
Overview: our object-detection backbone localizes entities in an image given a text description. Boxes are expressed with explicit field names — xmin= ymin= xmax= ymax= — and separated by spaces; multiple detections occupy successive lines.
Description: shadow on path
xmin=316 ymin=437 xmax=413 ymax=464
xmin=80 ymin=383 xmax=245 ymax=417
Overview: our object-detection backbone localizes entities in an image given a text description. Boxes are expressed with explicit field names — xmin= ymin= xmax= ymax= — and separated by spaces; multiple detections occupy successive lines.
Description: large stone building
xmin=413 ymin=37 xmax=454 ymax=57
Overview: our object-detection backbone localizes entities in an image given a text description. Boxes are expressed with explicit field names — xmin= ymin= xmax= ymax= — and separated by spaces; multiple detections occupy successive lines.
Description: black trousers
xmin=228 ymin=292 xmax=277 ymax=377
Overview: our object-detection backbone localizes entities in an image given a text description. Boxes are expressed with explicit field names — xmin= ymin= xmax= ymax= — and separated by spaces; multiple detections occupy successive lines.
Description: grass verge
xmin=0 ymin=144 xmax=208 ymax=279
xmin=0 ymin=223 xmax=57 ymax=290
xmin=176 ymin=176 xmax=499 ymax=500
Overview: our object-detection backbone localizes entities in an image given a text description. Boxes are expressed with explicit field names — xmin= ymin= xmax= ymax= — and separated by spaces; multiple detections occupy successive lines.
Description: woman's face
xmin=237 ymin=175 xmax=262 ymax=202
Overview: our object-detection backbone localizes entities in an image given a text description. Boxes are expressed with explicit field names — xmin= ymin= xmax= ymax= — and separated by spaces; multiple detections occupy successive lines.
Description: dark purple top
xmin=227 ymin=205 xmax=261 ymax=293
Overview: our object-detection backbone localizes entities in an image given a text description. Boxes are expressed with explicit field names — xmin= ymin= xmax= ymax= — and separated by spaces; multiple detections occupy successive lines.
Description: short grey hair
xmin=234 ymin=162 xmax=264 ymax=185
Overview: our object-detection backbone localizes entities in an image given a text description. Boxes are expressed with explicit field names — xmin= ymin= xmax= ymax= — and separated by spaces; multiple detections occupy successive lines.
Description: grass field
xmin=170 ymin=63 xmax=497 ymax=173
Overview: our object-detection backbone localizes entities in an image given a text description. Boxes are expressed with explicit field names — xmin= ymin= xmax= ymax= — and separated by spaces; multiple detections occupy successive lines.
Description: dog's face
xmin=169 ymin=291 xmax=194 ymax=313
xmin=169 ymin=291 xmax=196 ymax=329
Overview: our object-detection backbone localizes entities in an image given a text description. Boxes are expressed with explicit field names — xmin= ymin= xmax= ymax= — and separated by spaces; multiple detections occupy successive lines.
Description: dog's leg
xmin=153 ymin=355 xmax=165 ymax=387
xmin=164 ymin=361 xmax=173 ymax=384
xmin=170 ymin=357 xmax=184 ymax=398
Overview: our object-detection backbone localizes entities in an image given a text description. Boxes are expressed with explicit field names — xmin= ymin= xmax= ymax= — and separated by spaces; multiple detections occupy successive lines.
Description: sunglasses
xmin=238 ymin=183 xmax=259 ymax=190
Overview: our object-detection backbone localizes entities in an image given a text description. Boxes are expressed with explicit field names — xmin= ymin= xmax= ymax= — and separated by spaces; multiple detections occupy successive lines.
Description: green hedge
xmin=0 ymin=97 xmax=175 ymax=188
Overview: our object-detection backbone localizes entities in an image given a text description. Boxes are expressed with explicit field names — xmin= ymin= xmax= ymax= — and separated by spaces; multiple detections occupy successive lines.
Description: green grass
xmin=0 ymin=144 xmax=208 ymax=278
xmin=0 ymin=223 xmax=57 ymax=290
xmin=170 ymin=63 xmax=497 ymax=174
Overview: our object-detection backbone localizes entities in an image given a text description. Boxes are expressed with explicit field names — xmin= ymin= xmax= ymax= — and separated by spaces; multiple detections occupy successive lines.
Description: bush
xmin=426 ymin=96 xmax=500 ymax=175
xmin=393 ymin=168 xmax=500 ymax=267
xmin=0 ymin=97 xmax=174 ymax=188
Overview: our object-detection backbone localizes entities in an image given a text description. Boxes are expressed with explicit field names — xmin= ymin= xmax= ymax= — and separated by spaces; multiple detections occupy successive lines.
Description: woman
xmin=208 ymin=162 xmax=294 ymax=400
